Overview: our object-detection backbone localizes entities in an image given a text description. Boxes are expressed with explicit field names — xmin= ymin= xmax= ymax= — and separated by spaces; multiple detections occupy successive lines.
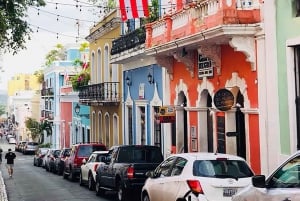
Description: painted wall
xmin=276 ymin=1 xmax=300 ymax=155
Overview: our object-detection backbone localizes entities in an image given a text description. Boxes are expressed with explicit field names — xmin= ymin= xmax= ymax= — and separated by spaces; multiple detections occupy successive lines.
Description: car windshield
xmin=77 ymin=145 xmax=106 ymax=157
xmin=28 ymin=142 xmax=38 ymax=146
xmin=193 ymin=159 xmax=254 ymax=179
xmin=118 ymin=146 xmax=163 ymax=163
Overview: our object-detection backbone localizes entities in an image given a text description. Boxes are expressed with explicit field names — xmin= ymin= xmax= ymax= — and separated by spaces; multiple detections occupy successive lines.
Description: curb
xmin=0 ymin=171 xmax=8 ymax=201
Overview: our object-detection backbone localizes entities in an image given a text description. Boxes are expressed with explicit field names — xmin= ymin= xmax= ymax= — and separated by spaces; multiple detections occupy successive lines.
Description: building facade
xmin=83 ymin=10 xmax=122 ymax=149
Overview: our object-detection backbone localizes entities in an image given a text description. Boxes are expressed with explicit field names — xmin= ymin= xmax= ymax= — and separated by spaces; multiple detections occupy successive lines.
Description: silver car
xmin=232 ymin=150 xmax=300 ymax=201
xmin=23 ymin=142 xmax=39 ymax=155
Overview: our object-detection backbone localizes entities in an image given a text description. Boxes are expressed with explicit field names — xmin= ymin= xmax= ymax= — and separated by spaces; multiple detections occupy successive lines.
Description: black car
xmin=54 ymin=148 xmax=71 ymax=175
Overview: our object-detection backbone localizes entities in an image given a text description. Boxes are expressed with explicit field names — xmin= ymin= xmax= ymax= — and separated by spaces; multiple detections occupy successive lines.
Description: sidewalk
xmin=0 ymin=170 xmax=8 ymax=201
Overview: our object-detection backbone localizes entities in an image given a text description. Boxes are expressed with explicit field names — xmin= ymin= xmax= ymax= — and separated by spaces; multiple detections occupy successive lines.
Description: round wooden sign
xmin=213 ymin=88 xmax=234 ymax=111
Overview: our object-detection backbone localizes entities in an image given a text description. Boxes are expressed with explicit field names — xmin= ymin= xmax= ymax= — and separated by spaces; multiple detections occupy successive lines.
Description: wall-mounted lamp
xmin=74 ymin=103 xmax=80 ymax=116
xmin=74 ymin=103 xmax=90 ymax=118
xmin=147 ymin=72 xmax=154 ymax=84
xmin=125 ymin=76 xmax=131 ymax=86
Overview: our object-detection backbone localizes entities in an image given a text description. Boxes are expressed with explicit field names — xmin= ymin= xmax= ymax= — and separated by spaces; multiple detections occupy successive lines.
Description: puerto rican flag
xmin=119 ymin=0 xmax=149 ymax=21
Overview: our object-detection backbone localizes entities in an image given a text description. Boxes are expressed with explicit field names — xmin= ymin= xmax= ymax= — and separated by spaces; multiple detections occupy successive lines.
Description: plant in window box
xmin=71 ymin=60 xmax=90 ymax=91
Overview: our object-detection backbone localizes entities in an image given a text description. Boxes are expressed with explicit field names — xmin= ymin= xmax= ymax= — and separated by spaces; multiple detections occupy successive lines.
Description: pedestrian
xmin=0 ymin=147 xmax=3 ymax=164
xmin=5 ymin=148 xmax=16 ymax=177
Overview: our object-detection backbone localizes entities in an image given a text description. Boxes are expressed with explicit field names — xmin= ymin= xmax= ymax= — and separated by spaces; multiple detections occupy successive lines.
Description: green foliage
xmin=0 ymin=0 xmax=46 ymax=54
xmin=34 ymin=69 xmax=44 ymax=83
xmin=71 ymin=65 xmax=90 ymax=91
xmin=45 ymin=44 xmax=66 ymax=67
xmin=0 ymin=105 xmax=6 ymax=117
xmin=38 ymin=143 xmax=51 ymax=148
xmin=147 ymin=0 xmax=159 ymax=23
xmin=25 ymin=118 xmax=52 ymax=141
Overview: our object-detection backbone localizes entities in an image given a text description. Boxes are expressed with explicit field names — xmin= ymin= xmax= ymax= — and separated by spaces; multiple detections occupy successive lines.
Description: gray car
xmin=23 ymin=142 xmax=39 ymax=155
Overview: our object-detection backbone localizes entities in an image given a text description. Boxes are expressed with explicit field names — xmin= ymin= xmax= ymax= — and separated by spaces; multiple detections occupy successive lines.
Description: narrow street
xmin=0 ymin=138 xmax=116 ymax=201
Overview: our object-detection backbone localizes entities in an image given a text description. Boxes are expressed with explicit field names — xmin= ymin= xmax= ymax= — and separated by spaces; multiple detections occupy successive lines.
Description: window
xmin=154 ymin=157 xmax=176 ymax=177
xmin=295 ymin=0 xmax=300 ymax=17
xmin=268 ymin=156 xmax=300 ymax=188
xmin=128 ymin=106 xmax=133 ymax=145
xmin=198 ymin=54 xmax=213 ymax=78
xmin=171 ymin=157 xmax=187 ymax=176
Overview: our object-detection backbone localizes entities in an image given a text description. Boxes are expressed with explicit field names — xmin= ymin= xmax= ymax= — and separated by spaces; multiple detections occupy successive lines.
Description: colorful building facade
xmin=144 ymin=0 xmax=264 ymax=173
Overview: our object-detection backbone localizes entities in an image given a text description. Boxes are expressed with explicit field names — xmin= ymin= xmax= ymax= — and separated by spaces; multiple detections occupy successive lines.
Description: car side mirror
xmin=82 ymin=159 xmax=86 ymax=164
xmin=252 ymin=175 xmax=266 ymax=188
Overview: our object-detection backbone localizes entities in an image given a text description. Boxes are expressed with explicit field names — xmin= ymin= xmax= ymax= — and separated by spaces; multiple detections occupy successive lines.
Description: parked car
xmin=33 ymin=148 xmax=49 ymax=167
xmin=54 ymin=148 xmax=71 ymax=175
xmin=141 ymin=152 xmax=254 ymax=201
xmin=63 ymin=143 xmax=107 ymax=181
xmin=16 ymin=141 xmax=27 ymax=152
xmin=8 ymin=137 xmax=16 ymax=144
xmin=95 ymin=145 xmax=164 ymax=201
xmin=44 ymin=149 xmax=61 ymax=172
xmin=232 ymin=150 xmax=300 ymax=201
xmin=23 ymin=141 xmax=39 ymax=155
xmin=15 ymin=141 xmax=26 ymax=152
xmin=79 ymin=151 xmax=109 ymax=190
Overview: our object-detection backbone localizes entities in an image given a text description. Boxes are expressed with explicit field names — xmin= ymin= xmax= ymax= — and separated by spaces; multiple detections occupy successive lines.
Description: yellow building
xmin=83 ymin=9 xmax=123 ymax=148
xmin=7 ymin=73 xmax=40 ymax=96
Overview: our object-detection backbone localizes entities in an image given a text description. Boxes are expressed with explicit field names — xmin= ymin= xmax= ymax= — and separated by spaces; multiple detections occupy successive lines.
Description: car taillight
xmin=94 ymin=164 xmax=99 ymax=172
xmin=127 ymin=166 xmax=134 ymax=179
xmin=187 ymin=180 xmax=203 ymax=195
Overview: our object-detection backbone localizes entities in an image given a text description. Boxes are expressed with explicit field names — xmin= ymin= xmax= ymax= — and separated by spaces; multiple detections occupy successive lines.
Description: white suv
xmin=141 ymin=152 xmax=254 ymax=201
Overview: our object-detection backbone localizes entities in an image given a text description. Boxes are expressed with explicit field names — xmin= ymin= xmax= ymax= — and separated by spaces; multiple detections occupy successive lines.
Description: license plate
xmin=223 ymin=188 xmax=237 ymax=197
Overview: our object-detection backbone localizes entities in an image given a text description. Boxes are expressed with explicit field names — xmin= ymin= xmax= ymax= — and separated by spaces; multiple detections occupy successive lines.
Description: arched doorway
xmin=235 ymin=90 xmax=246 ymax=159
xmin=176 ymin=91 xmax=188 ymax=153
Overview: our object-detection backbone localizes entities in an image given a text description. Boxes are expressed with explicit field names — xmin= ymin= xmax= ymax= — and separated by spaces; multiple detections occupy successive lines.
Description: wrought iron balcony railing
xmin=41 ymin=87 xmax=54 ymax=96
xmin=78 ymin=82 xmax=120 ymax=105
xmin=111 ymin=27 xmax=146 ymax=55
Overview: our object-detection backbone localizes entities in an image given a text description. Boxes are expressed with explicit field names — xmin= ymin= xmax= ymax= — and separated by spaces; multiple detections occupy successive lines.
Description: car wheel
xmin=69 ymin=168 xmax=76 ymax=181
xmin=63 ymin=167 xmax=68 ymax=179
xmin=79 ymin=172 xmax=84 ymax=186
xmin=142 ymin=194 xmax=150 ymax=201
xmin=88 ymin=174 xmax=95 ymax=191
xmin=95 ymin=178 xmax=105 ymax=196
xmin=117 ymin=182 xmax=128 ymax=201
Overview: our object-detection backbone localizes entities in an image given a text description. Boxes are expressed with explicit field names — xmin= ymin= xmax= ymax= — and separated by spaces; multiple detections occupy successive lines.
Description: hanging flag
xmin=119 ymin=0 xmax=149 ymax=21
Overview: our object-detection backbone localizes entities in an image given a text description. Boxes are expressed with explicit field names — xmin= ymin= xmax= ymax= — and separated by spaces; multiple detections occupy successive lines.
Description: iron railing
xmin=78 ymin=82 xmax=120 ymax=105
xmin=111 ymin=27 xmax=146 ymax=55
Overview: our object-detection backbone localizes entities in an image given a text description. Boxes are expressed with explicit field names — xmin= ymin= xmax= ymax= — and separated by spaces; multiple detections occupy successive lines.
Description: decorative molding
xmin=155 ymin=56 xmax=174 ymax=80
xmin=197 ymin=45 xmax=221 ymax=75
xmin=229 ymin=36 xmax=256 ymax=71
xmin=173 ymin=50 xmax=195 ymax=78
xmin=150 ymin=83 xmax=162 ymax=106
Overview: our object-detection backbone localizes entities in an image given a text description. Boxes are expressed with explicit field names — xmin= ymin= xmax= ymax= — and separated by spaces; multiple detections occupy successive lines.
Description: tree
xmin=45 ymin=43 xmax=66 ymax=67
xmin=0 ymin=0 xmax=46 ymax=55
xmin=0 ymin=105 xmax=6 ymax=117
xmin=25 ymin=117 xmax=52 ymax=142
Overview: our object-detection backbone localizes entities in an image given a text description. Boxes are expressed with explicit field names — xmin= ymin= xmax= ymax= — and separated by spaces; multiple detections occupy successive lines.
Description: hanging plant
xmin=71 ymin=61 xmax=90 ymax=91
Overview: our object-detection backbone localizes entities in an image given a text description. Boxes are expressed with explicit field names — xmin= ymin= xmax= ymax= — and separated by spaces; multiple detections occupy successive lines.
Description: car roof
xmin=91 ymin=151 xmax=109 ymax=154
xmin=169 ymin=152 xmax=247 ymax=161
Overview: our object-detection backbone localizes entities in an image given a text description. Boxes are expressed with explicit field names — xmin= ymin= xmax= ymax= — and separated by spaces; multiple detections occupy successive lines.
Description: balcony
xmin=111 ymin=27 xmax=146 ymax=55
xmin=41 ymin=88 xmax=54 ymax=96
xmin=78 ymin=82 xmax=120 ymax=106
xmin=145 ymin=0 xmax=261 ymax=49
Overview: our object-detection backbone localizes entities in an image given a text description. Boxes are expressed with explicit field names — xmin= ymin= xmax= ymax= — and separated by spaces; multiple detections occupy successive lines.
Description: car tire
xmin=63 ymin=168 xmax=68 ymax=179
xmin=117 ymin=182 xmax=128 ymax=201
xmin=79 ymin=172 xmax=84 ymax=186
xmin=69 ymin=168 xmax=76 ymax=181
xmin=95 ymin=178 xmax=105 ymax=196
xmin=142 ymin=194 xmax=150 ymax=201
xmin=88 ymin=173 xmax=95 ymax=191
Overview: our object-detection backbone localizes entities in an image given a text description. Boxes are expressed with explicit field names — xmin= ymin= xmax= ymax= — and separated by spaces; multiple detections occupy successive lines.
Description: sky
xmin=0 ymin=0 xmax=103 ymax=90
